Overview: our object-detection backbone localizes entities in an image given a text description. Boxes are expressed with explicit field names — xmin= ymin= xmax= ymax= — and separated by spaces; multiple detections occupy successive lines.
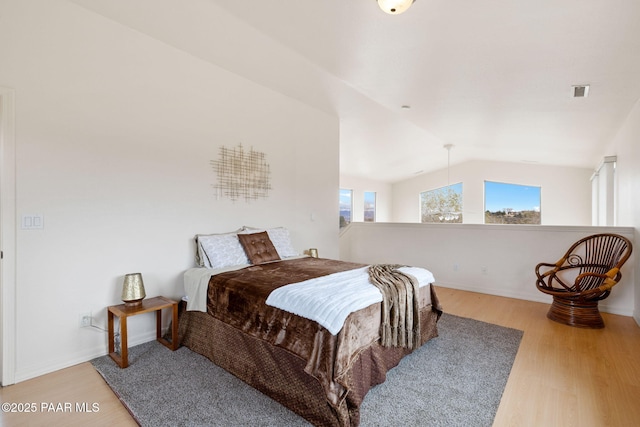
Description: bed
xmin=178 ymin=227 xmax=442 ymax=426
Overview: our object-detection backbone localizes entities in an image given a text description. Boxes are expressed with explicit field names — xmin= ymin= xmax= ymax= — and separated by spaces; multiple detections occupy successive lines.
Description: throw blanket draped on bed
xmin=368 ymin=264 xmax=421 ymax=349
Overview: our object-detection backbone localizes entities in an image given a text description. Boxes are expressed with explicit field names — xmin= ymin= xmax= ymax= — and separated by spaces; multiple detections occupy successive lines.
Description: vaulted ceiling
xmin=73 ymin=0 xmax=640 ymax=182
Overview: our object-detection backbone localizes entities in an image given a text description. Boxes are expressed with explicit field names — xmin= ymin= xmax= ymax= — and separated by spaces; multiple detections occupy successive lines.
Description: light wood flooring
xmin=1 ymin=287 xmax=639 ymax=426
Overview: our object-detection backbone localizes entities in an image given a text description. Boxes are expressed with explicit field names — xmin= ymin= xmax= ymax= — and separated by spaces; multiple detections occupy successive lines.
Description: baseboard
xmin=435 ymin=282 xmax=634 ymax=317
xmin=435 ymin=281 xmax=551 ymax=305
xmin=13 ymin=329 xmax=162 ymax=384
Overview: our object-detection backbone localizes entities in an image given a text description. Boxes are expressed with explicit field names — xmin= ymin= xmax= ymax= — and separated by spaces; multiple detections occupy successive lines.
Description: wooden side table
xmin=107 ymin=296 xmax=179 ymax=368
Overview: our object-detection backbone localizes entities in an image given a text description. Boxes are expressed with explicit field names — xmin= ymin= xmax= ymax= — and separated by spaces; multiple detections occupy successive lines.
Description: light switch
xmin=21 ymin=214 xmax=44 ymax=229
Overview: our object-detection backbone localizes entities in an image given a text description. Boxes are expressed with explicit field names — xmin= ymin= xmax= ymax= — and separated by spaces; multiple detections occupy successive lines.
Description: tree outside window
xmin=420 ymin=183 xmax=463 ymax=223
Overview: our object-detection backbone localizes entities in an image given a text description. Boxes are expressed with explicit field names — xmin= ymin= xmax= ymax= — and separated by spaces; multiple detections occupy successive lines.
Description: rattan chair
xmin=535 ymin=233 xmax=633 ymax=328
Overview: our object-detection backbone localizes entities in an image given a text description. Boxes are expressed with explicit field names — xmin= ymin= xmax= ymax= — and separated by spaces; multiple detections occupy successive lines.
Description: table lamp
xmin=122 ymin=273 xmax=146 ymax=308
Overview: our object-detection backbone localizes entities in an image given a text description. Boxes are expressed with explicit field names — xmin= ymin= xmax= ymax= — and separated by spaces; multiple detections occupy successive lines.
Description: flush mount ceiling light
xmin=377 ymin=0 xmax=415 ymax=15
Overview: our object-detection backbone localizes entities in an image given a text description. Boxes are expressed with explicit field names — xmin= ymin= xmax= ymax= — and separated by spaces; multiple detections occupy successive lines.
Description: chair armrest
xmin=536 ymin=267 xmax=574 ymax=292
xmin=574 ymin=267 xmax=621 ymax=295
xmin=596 ymin=267 xmax=621 ymax=292
xmin=535 ymin=261 xmax=561 ymax=279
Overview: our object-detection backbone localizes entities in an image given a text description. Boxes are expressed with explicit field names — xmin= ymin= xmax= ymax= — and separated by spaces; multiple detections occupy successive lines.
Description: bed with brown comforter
xmin=179 ymin=257 xmax=442 ymax=426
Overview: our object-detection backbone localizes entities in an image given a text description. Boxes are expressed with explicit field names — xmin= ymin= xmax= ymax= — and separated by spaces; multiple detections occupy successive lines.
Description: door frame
xmin=0 ymin=86 xmax=16 ymax=386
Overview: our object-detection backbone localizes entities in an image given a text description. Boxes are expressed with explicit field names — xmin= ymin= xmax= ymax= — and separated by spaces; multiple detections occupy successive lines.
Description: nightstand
xmin=107 ymin=296 xmax=179 ymax=368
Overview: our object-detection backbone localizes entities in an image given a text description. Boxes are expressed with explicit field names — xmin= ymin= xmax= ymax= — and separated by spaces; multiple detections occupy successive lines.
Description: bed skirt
xmin=178 ymin=296 xmax=440 ymax=427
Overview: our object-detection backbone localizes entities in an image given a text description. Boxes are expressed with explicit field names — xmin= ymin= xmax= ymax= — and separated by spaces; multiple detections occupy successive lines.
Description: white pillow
xmin=241 ymin=226 xmax=298 ymax=258
xmin=196 ymin=232 xmax=249 ymax=269
xmin=195 ymin=231 xmax=227 ymax=267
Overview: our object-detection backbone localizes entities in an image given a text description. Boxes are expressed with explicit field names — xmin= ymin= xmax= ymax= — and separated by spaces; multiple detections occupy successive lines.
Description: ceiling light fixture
xmin=377 ymin=0 xmax=415 ymax=15
xmin=422 ymin=144 xmax=462 ymax=223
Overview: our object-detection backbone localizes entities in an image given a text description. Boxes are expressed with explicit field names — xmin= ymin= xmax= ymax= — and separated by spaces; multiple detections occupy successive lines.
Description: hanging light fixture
xmin=377 ymin=0 xmax=415 ymax=15
xmin=439 ymin=144 xmax=460 ymax=222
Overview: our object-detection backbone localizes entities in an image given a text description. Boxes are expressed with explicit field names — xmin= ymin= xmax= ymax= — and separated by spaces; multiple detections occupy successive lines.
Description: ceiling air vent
xmin=572 ymin=84 xmax=590 ymax=98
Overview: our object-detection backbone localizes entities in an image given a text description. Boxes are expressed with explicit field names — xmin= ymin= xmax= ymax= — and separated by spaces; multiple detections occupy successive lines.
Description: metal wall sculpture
xmin=210 ymin=144 xmax=271 ymax=202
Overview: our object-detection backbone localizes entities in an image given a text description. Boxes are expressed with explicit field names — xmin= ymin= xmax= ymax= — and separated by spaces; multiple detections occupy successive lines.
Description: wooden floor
xmin=2 ymin=287 xmax=640 ymax=426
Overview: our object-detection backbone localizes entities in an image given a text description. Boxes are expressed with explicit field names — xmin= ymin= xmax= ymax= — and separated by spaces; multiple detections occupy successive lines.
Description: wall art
xmin=210 ymin=144 xmax=271 ymax=202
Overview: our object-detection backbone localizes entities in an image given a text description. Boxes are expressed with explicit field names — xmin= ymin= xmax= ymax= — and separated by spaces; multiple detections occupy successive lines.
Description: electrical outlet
xmin=79 ymin=313 xmax=91 ymax=328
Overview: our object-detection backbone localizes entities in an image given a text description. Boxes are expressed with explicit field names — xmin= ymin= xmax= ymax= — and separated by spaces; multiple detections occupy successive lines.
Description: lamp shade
xmin=121 ymin=273 xmax=146 ymax=307
xmin=377 ymin=0 xmax=415 ymax=15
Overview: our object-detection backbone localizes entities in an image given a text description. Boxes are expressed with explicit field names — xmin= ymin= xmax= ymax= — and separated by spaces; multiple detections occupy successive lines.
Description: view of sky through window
xmin=485 ymin=181 xmax=540 ymax=212
xmin=485 ymin=181 xmax=541 ymax=224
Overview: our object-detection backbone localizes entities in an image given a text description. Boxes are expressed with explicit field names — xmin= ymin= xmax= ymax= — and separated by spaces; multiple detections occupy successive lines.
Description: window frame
xmin=484 ymin=180 xmax=541 ymax=225
xmin=339 ymin=188 xmax=353 ymax=228
xmin=420 ymin=182 xmax=463 ymax=223
xmin=364 ymin=191 xmax=376 ymax=222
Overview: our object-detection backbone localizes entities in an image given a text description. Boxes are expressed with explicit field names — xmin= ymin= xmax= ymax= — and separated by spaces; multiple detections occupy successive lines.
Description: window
xmin=339 ymin=189 xmax=353 ymax=228
xmin=484 ymin=181 xmax=541 ymax=224
xmin=420 ymin=183 xmax=463 ymax=223
xmin=364 ymin=191 xmax=376 ymax=222
xmin=591 ymin=156 xmax=616 ymax=226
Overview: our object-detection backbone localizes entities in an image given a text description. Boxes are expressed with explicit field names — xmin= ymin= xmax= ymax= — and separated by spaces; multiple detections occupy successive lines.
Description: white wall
xmin=339 ymin=174 xmax=393 ymax=223
xmin=605 ymin=97 xmax=640 ymax=324
xmin=340 ymin=222 xmax=635 ymax=317
xmin=0 ymin=0 xmax=339 ymax=382
xmin=391 ymin=159 xmax=593 ymax=225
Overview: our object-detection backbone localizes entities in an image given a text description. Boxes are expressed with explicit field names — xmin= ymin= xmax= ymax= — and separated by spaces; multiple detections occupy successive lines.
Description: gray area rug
xmin=91 ymin=313 xmax=522 ymax=426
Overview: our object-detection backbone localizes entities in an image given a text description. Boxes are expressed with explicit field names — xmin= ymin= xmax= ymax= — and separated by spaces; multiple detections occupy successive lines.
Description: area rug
xmin=91 ymin=313 xmax=523 ymax=426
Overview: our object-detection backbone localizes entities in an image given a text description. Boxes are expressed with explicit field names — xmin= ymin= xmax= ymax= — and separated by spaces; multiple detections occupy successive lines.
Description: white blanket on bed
xmin=265 ymin=265 xmax=435 ymax=335
xmin=183 ymin=260 xmax=435 ymax=335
